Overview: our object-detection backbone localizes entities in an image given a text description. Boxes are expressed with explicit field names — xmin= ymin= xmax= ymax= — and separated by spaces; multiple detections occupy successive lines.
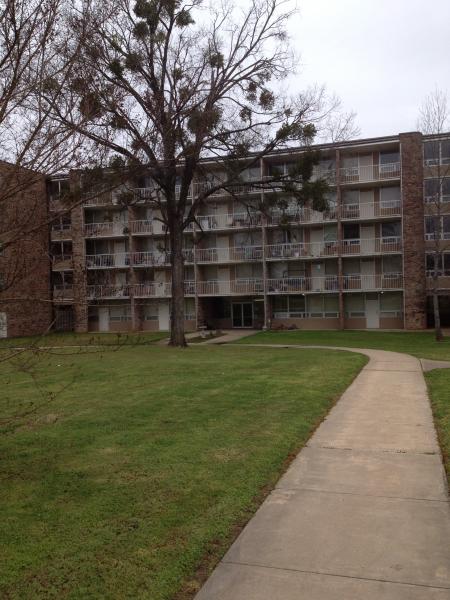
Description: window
xmin=443 ymin=179 xmax=450 ymax=202
xmin=441 ymin=139 xmax=450 ymax=164
xmin=444 ymin=216 xmax=450 ymax=239
xmin=424 ymin=178 xmax=440 ymax=202
xmin=380 ymin=151 xmax=399 ymax=165
xmin=344 ymin=295 xmax=365 ymax=317
xmin=273 ymin=296 xmax=288 ymax=313
xmin=289 ymin=296 xmax=306 ymax=314
xmin=424 ymin=139 xmax=450 ymax=165
xmin=383 ymin=255 xmax=402 ymax=274
xmin=381 ymin=221 xmax=401 ymax=238
xmin=110 ymin=306 xmax=131 ymax=322
xmin=380 ymin=293 xmax=402 ymax=316
xmin=424 ymin=141 xmax=440 ymax=165
xmin=343 ymin=223 xmax=359 ymax=240
xmin=380 ymin=186 xmax=400 ymax=206
xmin=342 ymin=190 xmax=359 ymax=205
xmin=324 ymin=295 xmax=339 ymax=315
xmin=324 ymin=224 xmax=338 ymax=242
xmin=143 ymin=303 xmax=158 ymax=321
xmin=425 ymin=215 xmax=439 ymax=239
xmin=427 ymin=253 xmax=450 ymax=276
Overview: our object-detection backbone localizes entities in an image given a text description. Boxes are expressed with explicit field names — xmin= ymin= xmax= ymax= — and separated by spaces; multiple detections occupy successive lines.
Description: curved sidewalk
xmin=196 ymin=346 xmax=450 ymax=600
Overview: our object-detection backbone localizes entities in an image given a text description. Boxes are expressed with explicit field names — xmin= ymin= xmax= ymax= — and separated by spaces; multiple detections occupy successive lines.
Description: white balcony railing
xmin=86 ymin=253 xmax=130 ymax=268
xmin=196 ymin=212 xmax=263 ymax=231
xmin=343 ymin=273 xmax=403 ymax=291
xmin=132 ymin=249 xmax=193 ymax=267
xmin=266 ymin=243 xmax=309 ymax=259
xmin=131 ymin=281 xmax=195 ymax=297
xmin=85 ymin=222 xmax=128 ymax=237
xmin=267 ymin=276 xmax=339 ymax=293
xmin=197 ymin=279 xmax=264 ymax=296
xmin=341 ymin=200 xmax=401 ymax=220
xmin=87 ymin=284 xmax=130 ymax=299
xmin=130 ymin=220 xmax=153 ymax=235
xmin=195 ymin=246 xmax=263 ymax=263
xmin=269 ymin=207 xmax=338 ymax=226
xmin=341 ymin=237 xmax=402 ymax=255
xmin=340 ymin=162 xmax=401 ymax=183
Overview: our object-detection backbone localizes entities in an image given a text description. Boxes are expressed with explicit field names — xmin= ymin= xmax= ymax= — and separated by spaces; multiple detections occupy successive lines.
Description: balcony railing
xmin=197 ymin=279 xmax=264 ymax=295
xmin=196 ymin=246 xmax=263 ymax=263
xmin=132 ymin=249 xmax=193 ymax=267
xmin=343 ymin=273 xmax=403 ymax=291
xmin=196 ymin=212 xmax=263 ymax=231
xmin=52 ymin=254 xmax=73 ymax=270
xmin=341 ymin=237 xmax=402 ymax=255
xmin=341 ymin=200 xmax=401 ymax=220
xmin=85 ymin=222 xmax=128 ymax=237
xmin=87 ymin=284 xmax=131 ymax=299
xmin=269 ymin=207 xmax=338 ymax=226
xmin=426 ymin=274 xmax=450 ymax=290
xmin=53 ymin=284 xmax=74 ymax=300
xmin=266 ymin=243 xmax=309 ymax=259
xmin=131 ymin=281 xmax=195 ymax=298
xmin=340 ymin=162 xmax=400 ymax=183
xmin=130 ymin=219 xmax=153 ymax=234
xmin=267 ymin=276 xmax=339 ymax=293
xmin=86 ymin=253 xmax=130 ymax=268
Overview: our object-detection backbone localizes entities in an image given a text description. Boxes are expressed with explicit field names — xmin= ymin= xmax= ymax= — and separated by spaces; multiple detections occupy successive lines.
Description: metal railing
xmin=341 ymin=200 xmax=401 ymax=219
xmin=341 ymin=237 xmax=402 ymax=255
xmin=87 ymin=284 xmax=131 ymax=299
xmin=196 ymin=279 xmax=264 ymax=295
xmin=85 ymin=222 xmax=128 ymax=237
xmin=340 ymin=162 xmax=400 ymax=183
xmin=53 ymin=284 xmax=74 ymax=300
xmin=86 ymin=253 xmax=130 ymax=268
xmin=196 ymin=212 xmax=263 ymax=231
xmin=267 ymin=276 xmax=339 ymax=293
xmin=195 ymin=246 xmax=263 ymax=263
xmin=342 ymin=273 xmax=403 ymax=291
xmin=130 ymin=219 xmax=153 ymax=234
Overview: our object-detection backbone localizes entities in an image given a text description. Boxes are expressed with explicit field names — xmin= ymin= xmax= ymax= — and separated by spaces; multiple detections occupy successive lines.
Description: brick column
xmin=70 ymin=171 xmax=88 ymax=333
xmin=400 ymin=132 xmax=427 ymax=329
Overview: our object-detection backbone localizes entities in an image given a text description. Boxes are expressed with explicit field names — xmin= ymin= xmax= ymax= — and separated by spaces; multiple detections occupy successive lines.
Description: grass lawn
xmin=0 ymin=331 xmax=168 ymax=348
xmin=0 ymin=344 xmax=366 ymax=600
xmin=238 ymin=329 xmax=450 ymax=361
xmin=240 ymin=329 xmax=450 ymax=484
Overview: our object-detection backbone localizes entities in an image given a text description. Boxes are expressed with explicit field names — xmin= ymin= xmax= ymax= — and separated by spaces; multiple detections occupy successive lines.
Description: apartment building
xmin=46 ymin=131 xmax=450 ymax=334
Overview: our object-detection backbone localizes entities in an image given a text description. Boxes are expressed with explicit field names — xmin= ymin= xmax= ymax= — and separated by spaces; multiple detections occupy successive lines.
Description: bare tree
xmin=43 ymin=0 xmax=356 ymax=346
xmin=417 ymin=87 xmax=450 ymax=341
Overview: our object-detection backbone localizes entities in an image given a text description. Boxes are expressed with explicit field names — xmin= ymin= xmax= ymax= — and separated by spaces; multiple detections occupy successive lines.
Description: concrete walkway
xmin=195 ymin=346 xmax=450 ymax=600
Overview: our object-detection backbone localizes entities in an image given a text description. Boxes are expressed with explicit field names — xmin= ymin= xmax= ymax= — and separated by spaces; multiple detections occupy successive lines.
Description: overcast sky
xmin=284 ymin=0 xmax=450 ymax=138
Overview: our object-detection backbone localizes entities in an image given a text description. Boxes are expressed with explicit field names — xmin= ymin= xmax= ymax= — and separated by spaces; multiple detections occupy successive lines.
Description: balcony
xmin=193 ymin=179 xmax=262 ymax=199
xmin=340 ymin=162 xmax=401 ymax=184
xmin=341 ymin=237 xmax=402 ymax=256
xmin=51 ymin=226 xmax=72 ymax=241
xmin=86 ymin=253 xmax=130 ymax=268
xmin=343 ymin=273 xmax=403 ymax=291
xmin=52 ymin=254 xmax=73 ymax=270
xmin=132 ymin=281 xmax=195 ymax=298
xmin=197 ymin=279 xmax=264 ymax=296
xmin=196 ymin=246 xmax=263 ymax=263
xmin=426 ymin=274 xmax=450 ymax=290
xmin=196 ymin=212 xmax=263 ymax=231
xmin=130 ymin=220 xmax=154 ymax=235
xmin=87 ymin=284 xmax=131 ymax=299
xmin=267 ymin=276 xmax=339 ymax=293
xmin=341 ymin=200 xmax=401 ymax=220
xmin=269 ymin=207 xmax=338 ymax=226
xmin=132 ymin=249 xmax=193 ymax=267
xmin=53 ymin=284 xmax=74 ymax=301
xmin=84 ymin=222 xmax=128 ymax=237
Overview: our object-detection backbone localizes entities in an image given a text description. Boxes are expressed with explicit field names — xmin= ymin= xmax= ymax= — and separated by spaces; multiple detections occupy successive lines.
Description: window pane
xmin=442 ymin=178 xmax=450 ymax=200
xmin=345 ymin=295 xmax=365 ymax=312
xmin=380 ymin=292 xmax=402 ymax=311
xmin=443 ymin=216 xmax=450 ymax=236
xmin=380 ymin=151 xmax=399 ymax=164
xmin=324 ymin=295 xmax=339 ymax=312
xmin=343 ymin=223 xmax=360 ymax=239
xmin=383 ymin=256 xmax=402 ymax=273
xmin=426 ymin=254 xmax=435 ymax=271
xmin=441 ymin=139 xmax=450 ymax=163
xmin=424 ymin=178 xmax=440 ymax=200
xmin=380 ymin=186 xmax=400 ymax=202
xmin=342 ymin=190 xmax=359 ymax=205
xmin=382 ymin=221 xmax=401 ymax=237
xmin=425 ymin=216 xmax=438 ymax=235
xmin=289 ymin=296 xmax=305 ymax=312
xmin=273 ymin=296 xmax=288 ymax=312
xmin=324 ymin=224 xmax=338 ymax=241
xmin=424 ymin=141 xmax=439 ymax=164
xmin=443 ymin=254 xmax=450 ymax=273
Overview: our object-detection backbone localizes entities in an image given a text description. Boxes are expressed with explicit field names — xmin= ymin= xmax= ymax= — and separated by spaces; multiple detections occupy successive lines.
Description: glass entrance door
xmin=232 ymin=302 xmax=254 ymax=328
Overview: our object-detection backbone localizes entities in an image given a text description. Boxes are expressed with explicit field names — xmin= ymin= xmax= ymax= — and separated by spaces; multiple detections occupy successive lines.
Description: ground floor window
xmin=273 ymin=295 xmax=338 ymax=319
xmin=380 ymin=292 xmax=403 ymax=317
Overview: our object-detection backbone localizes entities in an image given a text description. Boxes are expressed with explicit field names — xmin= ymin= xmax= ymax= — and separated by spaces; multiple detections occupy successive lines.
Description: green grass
xmin=238 ymin=329 xmax=450 ymax=361
xmin=0 ymin=331 xmax=168 ymax=348
xmin=239 ymin=329 xmax=450 ymax=485
xmin=0 ymin=344 xmax=366 ymax=600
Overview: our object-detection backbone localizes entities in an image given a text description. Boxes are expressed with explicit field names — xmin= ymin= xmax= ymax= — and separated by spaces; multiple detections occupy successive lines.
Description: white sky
xmin=284 ymin=0 xmax=450 ymax=138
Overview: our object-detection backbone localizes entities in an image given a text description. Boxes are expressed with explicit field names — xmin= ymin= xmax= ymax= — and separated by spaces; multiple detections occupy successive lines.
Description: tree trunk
xmin=169 ymin=219 xmax=187 ymax=347
xmin=432 ymin=253 xmax=443 ymax=342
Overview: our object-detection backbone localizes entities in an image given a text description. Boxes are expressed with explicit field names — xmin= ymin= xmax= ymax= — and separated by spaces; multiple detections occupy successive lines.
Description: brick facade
xmin=0 ymin=163 xmax=52 ymax=337
xmin=400 ymin=133 xmax=427 ymax=329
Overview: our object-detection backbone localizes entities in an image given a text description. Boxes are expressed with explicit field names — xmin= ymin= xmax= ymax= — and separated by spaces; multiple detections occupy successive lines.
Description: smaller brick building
xmin=0 ymin=162 xmax=52 ymax=338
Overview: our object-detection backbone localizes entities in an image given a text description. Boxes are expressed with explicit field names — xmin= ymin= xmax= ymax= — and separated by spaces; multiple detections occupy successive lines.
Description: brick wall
xmin=0 ymin=163 xmax=52 ymax=337
xmin=400 ymin=132 xmax=427 ymax=329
